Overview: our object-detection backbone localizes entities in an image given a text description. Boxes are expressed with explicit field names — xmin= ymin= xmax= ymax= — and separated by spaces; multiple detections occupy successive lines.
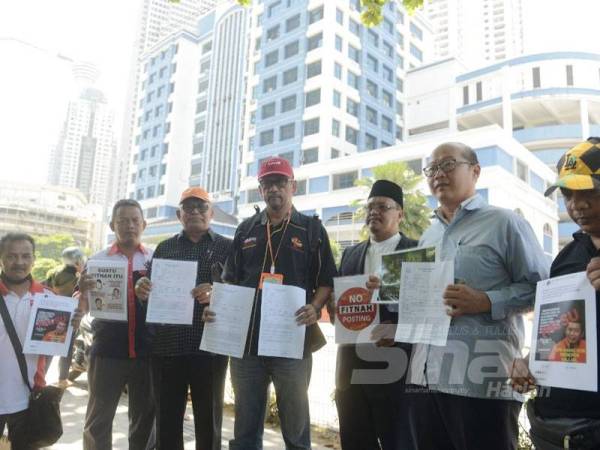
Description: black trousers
xmin=335 ymin=380 xmax=411 ymax=450
xmin=151 ymin=354 xmax=228 ymax=450
xmin=0 ymin=409 xmax=36 ymax=450
xmin=404 ymin=386 xmax=521 ymax=450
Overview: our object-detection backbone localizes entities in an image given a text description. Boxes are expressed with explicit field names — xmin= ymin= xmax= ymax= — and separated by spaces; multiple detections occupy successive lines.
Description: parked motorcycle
xmin=68 ymin=313 xmax=94 ymax=381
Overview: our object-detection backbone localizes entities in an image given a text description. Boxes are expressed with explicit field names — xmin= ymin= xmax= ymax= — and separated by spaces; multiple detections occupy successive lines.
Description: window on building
xmin=308 ymin=6 xmax=324 ymax=24
xmin=366 ymin=106 xmax=378 ymax=124
xmin=279 ymin=151 xmax=294 ymax=164
xmin=348 ymin=44 xmax=360 ymax=63
xmin=305 ymin=88 xmax=321 ymax=107
xmin=516 ymin=160 xmax=528 ymax=182
xmin=196 ymin=100 xmax=207 ymax=113
xmin=158 ymin=184 xmax=165 ymax=195
xmin=350 ymin=0 xmax=360 ymax=10
xmin=286 ymin=13 xmax=300 ymax=31
xmin=280 ymin=123 xmax=295 ymax=140
xmin=307 ymin=32 xmax=323 ymax=51
xmin=566 ymin=65 xmax=574 ymax=86
xmin=366 ymin=133 xmax=377 ymax=150
xmin=332 ymin=119 xmax=340 ymax=137
xmin=296 ymin=179 xmax=307 ymax=195
xmin=396 ymin=76 xmax=403 ymax=92
xmin=191 ymin=163 xmax=202 ymax=176
xmin=367 ymin=54 xmax=378 ymax=72
xmin=476 ymin=81 xmax=482 ymax=102
xmin=163 ymin=143 xmax=169 ymax=154
xmin=263 ymin=75 xmax=277 ymax=93
xmin=463 ymin=85 xmax=469 ymax=105
xmin=383 ymin=18 xmax=394 ymax=34
xmin=268 ymin=0 xmax=282 ymax=17
xmin=533 ymin=67 xmax=541 ymax=88
xmin=255 ymin=37 xmax=261 ymax=51
xmin=193 ymin=141 xmax=203 ymax=154
xmin=395 ymin=101 xmax=403 ymax=116
xmin=281 ymin=94 xmax=297 ymax=112
xmin=137 ymin=189 xmax=144 ymax=200
xmin=260 ymin=129 xmax=275 ymax=146
xmin=265 ymin=50 xmax=279 ymax=67
xmin=331 ymin=148 xmax=341 ymax=159
xmin=382 ymin=115 xmax=392 ymax=132
xmin=335 ymin=35 xmax=343 ymax=52
xmin=410 ymin=22 xmax=423 ymax=40
xmin=306 ymin=60 xmax=322 ymax=78
xmin=336 ymin=8 xmax=344 ymax=25
xmin=303 ymin=118 xmax=320 ymax=136
xmin=302 ymin=147 xmax=318 ymax=164
xmin=334 ymin=62 xmax=343 ymax=80
xmin=202 ymin=41 xmax=212 ymax=53
xmin=367 ymin=79 xmax=378 ymax=98
xmin=333 ymin=90 xmax=341 ymax=108
xmin=200 ymin=60 xmax=210 ymax=73
xmin=195 ymin=120 xmax=205 ymax=133
xmin=333 ymin=171 xmax=358 ymax=190
xmin=382 ymin=90 xmax=393 ymax=107
xmin=348 ymin=70 xmax=360 ymax=89
xmin=368 ymin=30 xmax=379 ymax=47
xmin=282 ymin=67 xmax=298 ymax=86
xmin=349 ymin=18 xmax=361 ymax=36
xmin=383 ymin=65 xmax=393 ymax=82
xmin=383 ymin=41 xmax=394 ymax=58
xmin=346 ymin=98 xmax=359 ymax=117
xmin=345 ymin=125 xmax=358 ymax=144
xmin=149 ymin=165 xmax=157 ymax=177
xmin=397 ymin=32 xmax=404 ymax=49
xmin=248 ymin=188 xmax=262 ymax=203
xmin=543 ymin=223 xmax=553 ymax=253
xmin=131 ymin=173 xmax=136 ymax=183
xmin=410 ymin=44 xmax=423 ymax=61
xmin=262 ymin=102 xmax=276 ymax=119
xmin=267 ymin=25 xmax=280 ymax=41
xmin=284 ymin=40 xmax=299 ymax=58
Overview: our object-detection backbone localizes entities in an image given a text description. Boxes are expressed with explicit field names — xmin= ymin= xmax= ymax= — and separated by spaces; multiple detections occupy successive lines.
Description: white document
xmin=146 ymin=259 xmax=198 ymax=325
xmin=258 ymin=283 xmax=306 ymax=359
xmin=395 ymin=261 xmax=454 ymax=346
xmin=529 ymin=272 xmax=597 ymax=392
xmin=87 ymin=260 xmax=128 ymax=321
xmin=334 ymin=275 xmax=380 ymax=344
xmin=200 ymin=283 xmax=255 ymax=358
xmin=23 ymin=294 xmax=77 ymax=357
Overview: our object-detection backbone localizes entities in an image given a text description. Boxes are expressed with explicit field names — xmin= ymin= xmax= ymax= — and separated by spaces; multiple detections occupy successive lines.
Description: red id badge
xmin=259 ymin=272 xmax=284 ymax=289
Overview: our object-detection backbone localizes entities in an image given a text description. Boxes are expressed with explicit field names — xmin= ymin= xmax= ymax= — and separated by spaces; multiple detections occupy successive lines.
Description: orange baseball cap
xmin=180 ymin=187 xmax=210 ymax=203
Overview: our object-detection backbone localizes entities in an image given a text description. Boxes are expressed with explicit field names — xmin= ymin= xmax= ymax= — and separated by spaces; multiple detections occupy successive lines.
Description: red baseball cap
xmin=180 ymin=187 xmax=210 ymax=203
xmin=257 ymin=157 xmax=294 ymax=180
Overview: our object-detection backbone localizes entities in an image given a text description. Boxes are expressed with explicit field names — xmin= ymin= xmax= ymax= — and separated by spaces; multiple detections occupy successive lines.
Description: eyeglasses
xmin=259 ymin=177 xmax=290 ymax=190
xmin=364 ymin=203 xmax=398 ymax=214
xmin=422 ymin=158 xmax=474 ymax=177
xmin=181 ymin=203 xmax=210 ymax=214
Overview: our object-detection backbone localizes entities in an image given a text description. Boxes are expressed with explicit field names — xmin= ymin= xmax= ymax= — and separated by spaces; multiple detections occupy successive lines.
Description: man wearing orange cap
xmin=203 ymin=157 xmax=337 ymax=449
xmin=136 ymin=187 xmax=232 ymax=450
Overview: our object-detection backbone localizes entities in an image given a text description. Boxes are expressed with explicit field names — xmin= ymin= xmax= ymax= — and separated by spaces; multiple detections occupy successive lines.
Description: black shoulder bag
xmin=306 ymin=215 xmax=326 ymax=353
xmin=0 ymin=295 xmax=63 ymax=447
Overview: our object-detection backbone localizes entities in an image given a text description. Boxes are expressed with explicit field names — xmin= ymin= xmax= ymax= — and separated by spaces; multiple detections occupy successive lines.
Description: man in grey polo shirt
xmin=404 ymin=142 xmax=549 ymax=450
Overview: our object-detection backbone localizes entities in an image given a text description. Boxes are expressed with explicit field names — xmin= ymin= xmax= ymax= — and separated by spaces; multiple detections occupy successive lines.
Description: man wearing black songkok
xmin=334 ymin=179 xmax=418 ymax=450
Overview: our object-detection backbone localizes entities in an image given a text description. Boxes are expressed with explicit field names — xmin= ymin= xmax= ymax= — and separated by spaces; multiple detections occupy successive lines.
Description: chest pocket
xmin=281 ymin=232 xmax=309 ymax=286
xmin=455 ymin=244 xmax=504 ymax=290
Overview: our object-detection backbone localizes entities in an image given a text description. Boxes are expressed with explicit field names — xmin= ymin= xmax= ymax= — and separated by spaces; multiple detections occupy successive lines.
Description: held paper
xmin=87 ymin=260 xmax=128 ymax=321
xmin=334 ymin=275 xmax=380 ymax=344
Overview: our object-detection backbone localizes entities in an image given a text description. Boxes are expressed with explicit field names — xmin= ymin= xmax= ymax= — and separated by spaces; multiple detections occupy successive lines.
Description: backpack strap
xmin=0 ymin=294 xmax=33 ymax=392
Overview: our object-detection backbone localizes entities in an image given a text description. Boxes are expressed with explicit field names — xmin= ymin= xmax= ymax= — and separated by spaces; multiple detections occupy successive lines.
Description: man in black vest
xmin=334 ymin=180 xmax=418 ymax=450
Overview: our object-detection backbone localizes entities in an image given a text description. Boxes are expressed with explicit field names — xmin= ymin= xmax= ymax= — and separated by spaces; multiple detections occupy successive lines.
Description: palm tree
xmin=353 ymin=161 xmax=431 ymax=241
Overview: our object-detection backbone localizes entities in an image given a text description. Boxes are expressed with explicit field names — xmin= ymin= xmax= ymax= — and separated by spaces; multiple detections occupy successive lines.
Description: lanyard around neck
xmin=266 ymin=213 xmax=291 ymax=274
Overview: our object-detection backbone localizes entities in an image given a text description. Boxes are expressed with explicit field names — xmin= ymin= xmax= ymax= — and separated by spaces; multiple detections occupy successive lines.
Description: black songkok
xmin=368 ymin=180 xmax=404 ymax=209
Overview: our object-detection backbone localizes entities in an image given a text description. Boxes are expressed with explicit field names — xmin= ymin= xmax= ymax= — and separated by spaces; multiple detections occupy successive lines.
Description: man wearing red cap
xmin=203 ymin=157 xmax=337 ymax=449
xmin=136 ymin=187 xmax=232 ymax=450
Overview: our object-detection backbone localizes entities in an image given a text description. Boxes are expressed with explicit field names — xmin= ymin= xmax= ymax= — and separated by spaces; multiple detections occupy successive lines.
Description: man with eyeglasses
xmin=203 ymin=157 xmax=337 ymax=449
xmin=334 ymin=180 xmax=417 ymax=450
xmin=402 ymin=142 xmax=548 ymax=450
xmin=135 ymin=187 xmax=232 ymax=449
xmin=80 ymin=199 xmax=156 ymax=450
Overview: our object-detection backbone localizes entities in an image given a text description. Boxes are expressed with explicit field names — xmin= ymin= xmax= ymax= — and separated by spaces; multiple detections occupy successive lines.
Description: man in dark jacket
xmin=334 ymin=180 xmax=418 ymax=450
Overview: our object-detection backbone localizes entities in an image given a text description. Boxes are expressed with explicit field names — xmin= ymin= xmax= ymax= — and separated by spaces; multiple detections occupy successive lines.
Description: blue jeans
xmin=229 ymin=355 xmax=312 ymax=450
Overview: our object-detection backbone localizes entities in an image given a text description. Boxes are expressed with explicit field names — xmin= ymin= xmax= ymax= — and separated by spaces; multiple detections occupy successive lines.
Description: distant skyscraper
xmin=116 ymin=0 xmax=218 ymax=202
xmin=48 ymin=63 xmax=117 ymax=212
xmin=424 ymin=0 xmax=523 ymax=68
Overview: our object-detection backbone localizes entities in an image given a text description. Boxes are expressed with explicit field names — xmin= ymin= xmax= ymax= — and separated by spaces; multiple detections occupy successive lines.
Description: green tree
xmin=33 ymin=234 xmax=77 ymax=261
xmin=32 ymin=257 xmax=61 ymax=282
xmin=354 ymin=161 xmax=431 ymax=241
xmin=172 ymin=0 xmax=425 ymax=26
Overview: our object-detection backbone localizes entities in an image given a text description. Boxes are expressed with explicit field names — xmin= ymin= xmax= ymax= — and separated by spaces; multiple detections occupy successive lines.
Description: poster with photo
xmin=530 ymin=272 xmax=597 ymax=392
xmin=376 ymin=246 xmax=436 ymax=304
xmin=23 ymin=294 xmax=77 ymax=357
xmin=87 ymin=260 xmax=128 ymax=321
xmin=334 ymin=275 xmax=380 ymax=344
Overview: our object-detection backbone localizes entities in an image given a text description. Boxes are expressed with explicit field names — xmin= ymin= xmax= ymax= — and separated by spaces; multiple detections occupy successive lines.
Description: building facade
xmin=48 ymin=63 xmax=117 ymax=213
xmin=406 ymin=51 xmax=600 ymax=244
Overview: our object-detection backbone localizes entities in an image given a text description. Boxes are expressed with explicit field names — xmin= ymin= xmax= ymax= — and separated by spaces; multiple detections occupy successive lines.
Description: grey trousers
xmin=83 ymin=354 xmax=155 ymax=450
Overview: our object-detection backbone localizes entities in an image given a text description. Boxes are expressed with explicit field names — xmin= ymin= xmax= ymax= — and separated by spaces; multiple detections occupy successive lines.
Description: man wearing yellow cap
xmin=136 ymin=187 xmax=232 ymax=450
xmin=512 ymin=137 xmax=600 ymax=449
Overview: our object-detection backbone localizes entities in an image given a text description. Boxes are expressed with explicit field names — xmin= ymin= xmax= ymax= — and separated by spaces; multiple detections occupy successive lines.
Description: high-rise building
xmin=48 ymin=62 xmax=117 ymax=213
xmin=116 ymin=0 xmax=219 ymax=203
xmin=239 ymin=0 xmax=431 ymax=205
xmin=424 ymin=0 xmax=523 ymax=68
xmin=127 ymin=1 xmax=247 ymax=231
